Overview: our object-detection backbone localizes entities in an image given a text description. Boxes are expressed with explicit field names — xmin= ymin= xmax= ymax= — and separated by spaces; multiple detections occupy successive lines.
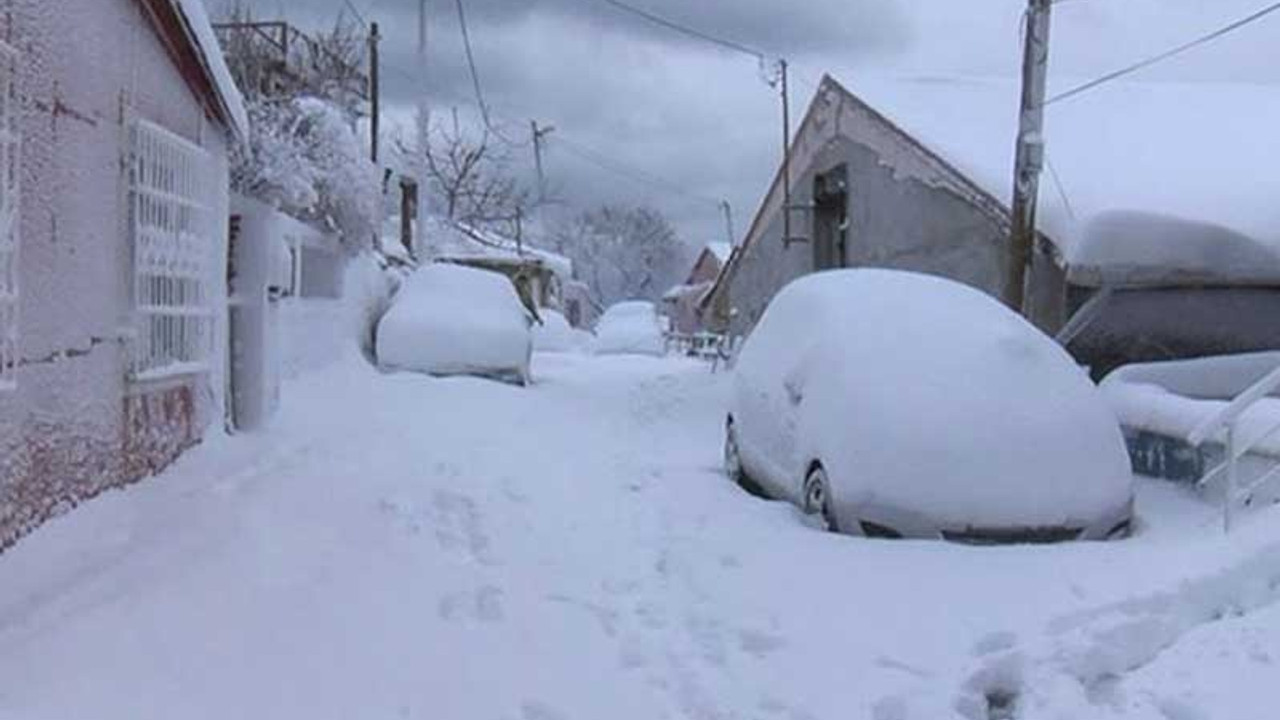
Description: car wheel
xmin=803 ymin=464 xmax=839 ymax=533
xmin=725 ymin=420 xmax=766 ymax=497
xmin=724 ymin=420 xmax=745 ymax=484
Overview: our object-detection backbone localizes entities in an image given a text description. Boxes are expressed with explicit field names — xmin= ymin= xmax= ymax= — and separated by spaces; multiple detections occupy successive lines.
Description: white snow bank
xmin=377 ymin=263 xmax=532 ymax=382
xmin=592 ymin=301 xmax=665 ymax=357
xmin=532 ymin=310 xmax=589 ymax=353
xmin=733 ymin=269 xmax=1132 ymax=530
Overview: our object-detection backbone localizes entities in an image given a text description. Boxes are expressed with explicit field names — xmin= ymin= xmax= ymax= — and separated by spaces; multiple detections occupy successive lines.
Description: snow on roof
xmin=168 ymin=0 xmax=251 ymax=140
xmin=707 ymin=242 xmax=733 ymax=264
xmin=421 ymin=217 xmax=574 ymax=280
xmin=824 ymin=74 xmax=1280 ymax=281
xmin=662 ymin=281 xmax=712 ymax=301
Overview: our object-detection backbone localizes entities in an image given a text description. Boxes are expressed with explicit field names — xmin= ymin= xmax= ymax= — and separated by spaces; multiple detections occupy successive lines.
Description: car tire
xmin=724 ymin=420 xmax=765 ymax=497
xmin=803 ymin=464 xmax=839 ymax=533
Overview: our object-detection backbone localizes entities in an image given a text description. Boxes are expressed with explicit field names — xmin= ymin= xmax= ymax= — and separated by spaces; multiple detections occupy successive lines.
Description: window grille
xmin=128 ymin=119 xmax=215 ymax=379
xmin=0 ymin=43 xmax=19 ymax=390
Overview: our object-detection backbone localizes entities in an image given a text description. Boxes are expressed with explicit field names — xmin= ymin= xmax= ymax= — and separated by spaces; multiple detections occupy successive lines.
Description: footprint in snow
xmin=520 ymin=700 xmax=567 ymax=720
xmin=437 ymin=585 xmax=505 ymax=624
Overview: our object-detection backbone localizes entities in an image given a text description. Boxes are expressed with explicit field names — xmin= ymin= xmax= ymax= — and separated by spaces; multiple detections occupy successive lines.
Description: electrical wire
xmin=551 ymin=136 xmax=723 ymax=208
xmin=1045 ymin=1 xmax=1280 ymax=106
xmin=382 ymin=59 xmax=714 ymax=208
xmin=341 ymin=0 xmax=369 ymax=28
xmin=451 ymin=0 xmax=529 ymax=147
xmin=591 ymin=0 xmax=766 ymax=61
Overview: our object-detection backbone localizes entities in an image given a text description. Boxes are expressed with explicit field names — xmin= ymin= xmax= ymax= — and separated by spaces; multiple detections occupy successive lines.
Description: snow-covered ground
xmin=0 ymin=352 xmax=1276 ymax=720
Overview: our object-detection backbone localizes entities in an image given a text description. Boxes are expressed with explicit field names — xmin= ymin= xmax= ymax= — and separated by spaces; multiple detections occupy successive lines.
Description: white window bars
xmin=0 ymin=43 xmax=19 ymax=390
xmin=128 ymin=119 xmax=215 ymax=380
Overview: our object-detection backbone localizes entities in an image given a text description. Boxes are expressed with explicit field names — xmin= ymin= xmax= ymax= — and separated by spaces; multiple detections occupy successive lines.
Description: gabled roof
xmin=706 ymin=72 xmax=1280 ymax=306
xmin=142 ymin=0 xmax=250 ymax=139
xmin=840 ymin=74 xmax=1280 ymax=261
xmin=707 ymin=242 xmax=732 ymax=264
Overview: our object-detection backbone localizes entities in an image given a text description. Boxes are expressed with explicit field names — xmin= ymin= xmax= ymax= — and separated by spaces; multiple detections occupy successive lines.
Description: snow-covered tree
xmin=550 ymin=205 xmax=687 ymax=305
xmin=218 ymin=4 xmax=379 ymax=252
xmin=230 ymin=96 xmax=379 ymax=252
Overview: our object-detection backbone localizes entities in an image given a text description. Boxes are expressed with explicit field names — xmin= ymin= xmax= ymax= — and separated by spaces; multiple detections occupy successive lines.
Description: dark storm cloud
xmin=212 ymin=0 xmax=1280 ymax=247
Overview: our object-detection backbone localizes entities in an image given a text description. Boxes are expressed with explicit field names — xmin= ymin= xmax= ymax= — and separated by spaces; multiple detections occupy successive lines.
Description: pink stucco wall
xmin=0 ymin=0 xmax=233 ymax=549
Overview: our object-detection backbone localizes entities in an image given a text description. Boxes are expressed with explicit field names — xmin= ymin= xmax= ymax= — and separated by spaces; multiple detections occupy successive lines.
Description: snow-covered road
xmin=0 ymin=353 xmax=1277 ymax=719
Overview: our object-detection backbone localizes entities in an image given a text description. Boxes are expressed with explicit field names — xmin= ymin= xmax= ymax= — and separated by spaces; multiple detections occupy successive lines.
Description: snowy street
xmin=0 ymin=353 xmax=1277 ymax=719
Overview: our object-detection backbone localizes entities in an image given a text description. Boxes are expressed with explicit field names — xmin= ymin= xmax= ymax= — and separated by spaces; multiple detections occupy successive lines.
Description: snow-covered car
xmin=592 ymin=301 xmax=665 ymax=356
xmin=377 ymin=263 xmax=534 ymax=384
xmin=533 ymin=309 xmax=592 ymax=353
xmin=725 ymin=269 xmax=1134 ymax=543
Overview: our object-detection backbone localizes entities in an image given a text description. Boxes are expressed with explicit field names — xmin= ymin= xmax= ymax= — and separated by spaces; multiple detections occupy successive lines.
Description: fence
xmin=665 ymin=331 xmax=735 ymax=372
xmin=128 ymin=119 xmax=217 ymax=380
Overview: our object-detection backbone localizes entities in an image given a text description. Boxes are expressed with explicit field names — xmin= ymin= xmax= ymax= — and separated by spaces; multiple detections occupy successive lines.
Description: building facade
xmin=0 ymin=0 xmax=246 ymax=548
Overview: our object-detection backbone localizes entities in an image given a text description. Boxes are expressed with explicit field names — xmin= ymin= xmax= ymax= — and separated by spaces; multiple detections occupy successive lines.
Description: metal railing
xmin=1186 ymin=363 xmax=1280 ymax=532
xmin=664 ymin=331 xmax=735 ymax=372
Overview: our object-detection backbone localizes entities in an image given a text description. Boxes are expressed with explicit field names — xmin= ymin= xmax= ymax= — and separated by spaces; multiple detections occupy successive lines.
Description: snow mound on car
xmin=737 ymin=269 xmax=1131 ymax=528
xmin=593 ymin=302 xmax=665 ymax=356
xmin=376 ymin=263 xmax=531 ymax=378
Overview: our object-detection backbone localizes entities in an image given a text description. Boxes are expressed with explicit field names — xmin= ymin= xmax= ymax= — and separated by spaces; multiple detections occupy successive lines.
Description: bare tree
xmin=550 ymin=205 xmax=687 ymax=305
xmin=413 ymin=112 xmax=532 ymax=231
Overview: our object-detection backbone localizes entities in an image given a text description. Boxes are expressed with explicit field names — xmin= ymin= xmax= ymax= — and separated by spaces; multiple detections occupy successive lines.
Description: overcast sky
xmin=211 ymin=0 xmax=1280 ymax=247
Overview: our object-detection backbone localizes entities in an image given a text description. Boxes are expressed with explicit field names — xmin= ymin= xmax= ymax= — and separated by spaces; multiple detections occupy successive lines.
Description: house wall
xmin=687 ymin=251 xmax=721 ymax=287
xmin=724 ymin=81 xmax=1012 ymax=339
xmin=0 ymin=0 xmax=232 ymax=548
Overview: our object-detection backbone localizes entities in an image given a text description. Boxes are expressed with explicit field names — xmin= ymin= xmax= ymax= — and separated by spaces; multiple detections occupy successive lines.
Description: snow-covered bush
xmin=231 ymin=96 xmax=379 ymax=253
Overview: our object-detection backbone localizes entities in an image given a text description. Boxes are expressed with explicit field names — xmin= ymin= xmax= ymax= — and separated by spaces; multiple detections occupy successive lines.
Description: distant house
xmin=0 ymin=0 xmax=247 ymax=547
xmin=703 ymin=75 xmax=1280 ymax=377
xmin=662 ymin=242 xmax=733 ymax=335
xmin=419 ymin=217 xmax=574 ymax=318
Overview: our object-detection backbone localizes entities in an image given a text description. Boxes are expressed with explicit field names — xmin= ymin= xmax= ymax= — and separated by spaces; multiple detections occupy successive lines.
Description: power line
xmin=1046 ymin=1 xmax=1280 ymax=105
xmin=381 ymin=58 xmax=713 ymax=208
xmin=341 ymin=0 xmax=369 ymax=28
xmin=451 ymin=0 xmax=528 ymax=146
xmin=591 ymin=0 xmax=767 ymax=61
xmin=553 ymin=135 xmax=723 ymax=207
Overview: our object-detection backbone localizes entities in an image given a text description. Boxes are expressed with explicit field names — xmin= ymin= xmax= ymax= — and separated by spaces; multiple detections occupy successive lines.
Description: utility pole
xmin=530 ymin=120 xmax=555 ymax=202
xmin=1003 ymin=0 xmax=1053 ymax=314
xmin=778 ymin=59 xmax=795 ymax=245
xmin=369 ymin=21 xmax=381 ymax=163
xmin=720 ymin=200 xmax=735 ymax=246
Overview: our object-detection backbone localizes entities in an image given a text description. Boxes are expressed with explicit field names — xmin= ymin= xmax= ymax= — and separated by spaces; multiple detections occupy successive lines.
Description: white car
xmin=725 ymin=269 xmax=1134 ymax=542
xmin=377 ymin=263 xmax=534 ymax=384
xmin=592 ymin=301 xmax=665 ymax=356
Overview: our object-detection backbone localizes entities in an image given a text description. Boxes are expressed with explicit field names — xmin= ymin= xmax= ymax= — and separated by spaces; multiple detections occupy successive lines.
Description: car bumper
xmin=848 ymin=495 xmax=1135 ymax=544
